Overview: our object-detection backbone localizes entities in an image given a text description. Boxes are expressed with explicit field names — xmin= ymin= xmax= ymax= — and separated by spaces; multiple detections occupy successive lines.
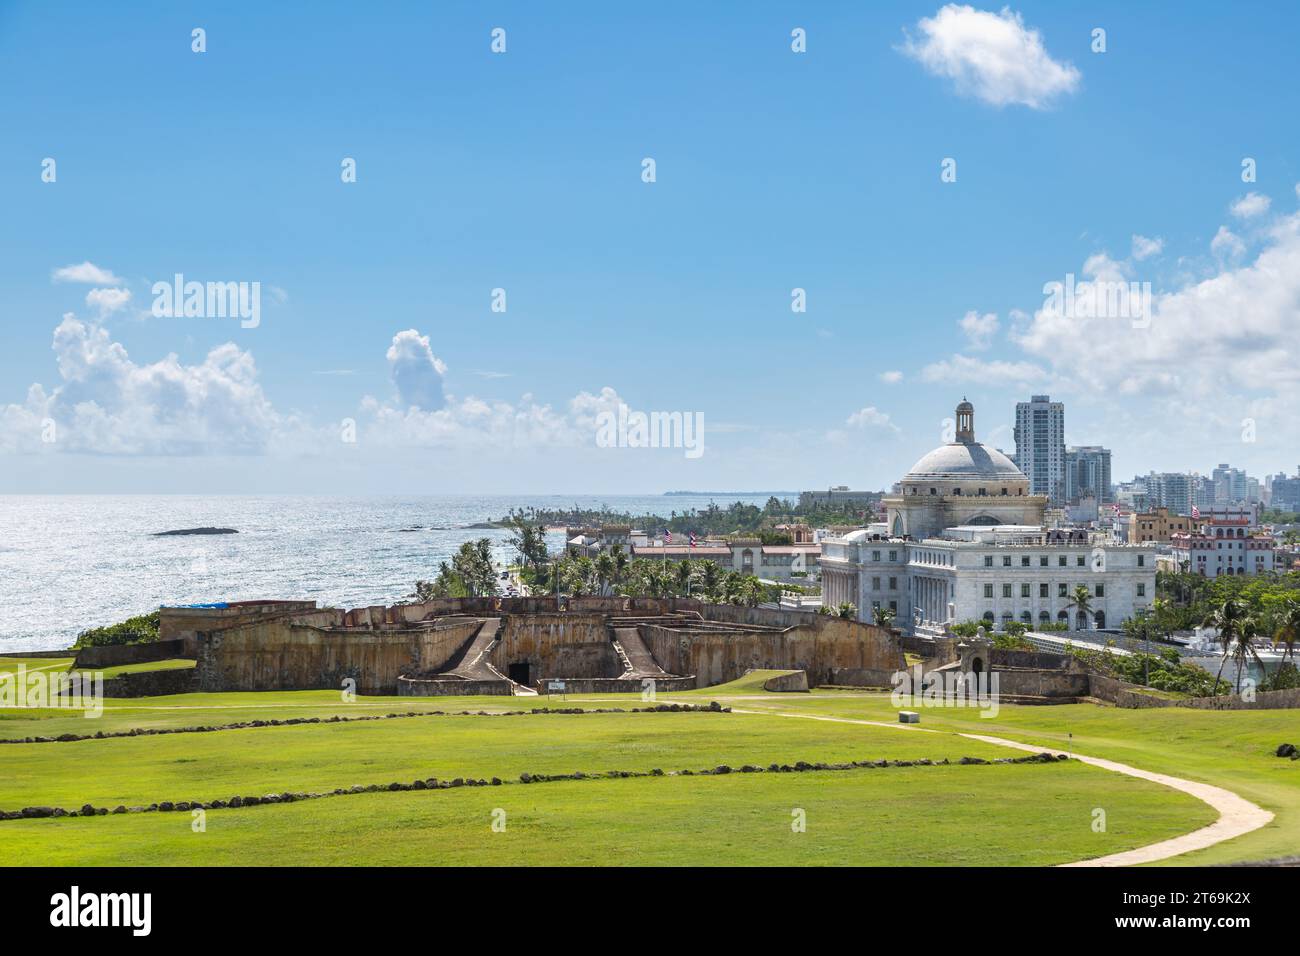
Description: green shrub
xmin=1068 ymin=645 xmax=1227 ymax=697
xmin=73 ymin=611 xmax=161 ymax=648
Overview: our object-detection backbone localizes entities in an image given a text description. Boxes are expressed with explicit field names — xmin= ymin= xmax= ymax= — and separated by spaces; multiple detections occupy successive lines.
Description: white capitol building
xmin=820 ymin=400 xmax=1156 ymax=633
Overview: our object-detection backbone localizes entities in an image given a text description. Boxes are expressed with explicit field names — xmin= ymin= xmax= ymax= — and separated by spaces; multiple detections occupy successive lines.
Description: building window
xmin=872 ymin=576 xmax=881 ymax=590
xmin=1058 ymin=583 xmax=1068 ymax=598
xmin=983 ymin=584 xmax=994 ymax=599
xmin=1021 ymin=583 xmax=1030 ymax=598
xmin=1039 ymin=583 xmax=1049 ymax=598
xmin=1137 ymin=583 xmax=1146 ymax=597
xmin=984 ymin=556 xmax=994 ymax=567
xmin=889 ymin=577 xmax=897 ymax=590
xmin=889 ymin=601 xmax=898 ymax=613
xmin=1039 ymin=555 xmax=1048 ymax=566
xmin=1095 ymin=584 xmax=1105 ymax=598
xmin=1076 ymin=555 xmax=1085 ymax=566
xmin=1002 ymin=556 xmax=1012 ymax=567
xmin=1137 ymin=554 xmax=1145 ymax=567
xmin=1058 ymin=556 xmax=1067 ymax=567
xmin=1021 ymin=556 xmax=1030 ymax=567
xmin=1002 ymin=583 xmax=1012 ymax=598
xmin=872 ymin=550 xmax=881 ymax=561
xmin=889 ymin=550 xmax=897 ymax=561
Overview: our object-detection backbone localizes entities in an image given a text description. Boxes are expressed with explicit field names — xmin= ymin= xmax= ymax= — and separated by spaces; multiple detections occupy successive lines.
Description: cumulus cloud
xmin=385 ymin=329 xmax=447 ymax=411
xmin=898 ymin=4 xmax=1081 ymax=109
xmin=0 ymin=307 xmax=676 ymax=461
xmin=52 ymin=261 xmax=122 ymax=285
xmin=1210 ymin=225 xmax=1246 ymax=260
xmin=958 ymin=310 xmax=1000 ymax=349
xmin=0 ymin=315 xmax=284 ymax=455
xmin=360 ymin=381 xmax=620 ymax=451
xmin=1131 ymin=234 xmax=1164 ymax=261
xmin=880 ymin=370 xmax=904 ymax=384
xmin=919 ymin=353 xmax=1049 ymax=386
xmin=1230 ymin=192 xmax=1271 ymax=219
xmin=85 ymin=287 xmax=132 ymax=316
xmin=1009 ymin=210 xmax=1300 ymax=456
xmin=845 ymin=406 xmax=900 ymax=433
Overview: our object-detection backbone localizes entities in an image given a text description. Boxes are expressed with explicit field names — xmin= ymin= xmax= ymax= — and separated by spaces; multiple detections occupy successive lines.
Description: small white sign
xmin=547 ymin=680 xmax=566 ymax=692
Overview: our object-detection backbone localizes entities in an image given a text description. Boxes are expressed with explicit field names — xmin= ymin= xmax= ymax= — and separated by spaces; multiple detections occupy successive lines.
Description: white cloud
xmin=1010 ymin=211 xmax=1300 ymax=457
xmin=958 ymin=309 xmax=999 ymax=349
xmin=385 ymin=329 xmax=447 ymax=411
xmin=1131 ymin=234 xmax=1164 ymax=261
xmin=845 ymin=406 xmax=900 ymax=433
xmin=0 ymin=315 xmax=286 ymax=455
xmin=919 ymin=353 xmax=1049 ymax=386
xmin=85 ymin=287 xmax=132 ymax=316
xmin=1230 ymin=192 xmax=1271 ymax=219
xmin=1210 ymin=225 xmax=1246 ymax=260
xmin=52 ymin=262 xmax=122 ymax=285
xmin=880 ymin=370 xmax=904 ymax=384
xmin=360 ymin=382 xmax=617 ymax=451
xmin=898 ymin=4 xmax=1081 ymax=109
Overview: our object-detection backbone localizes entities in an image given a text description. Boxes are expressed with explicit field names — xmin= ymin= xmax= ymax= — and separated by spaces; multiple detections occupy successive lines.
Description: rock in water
xmin=152 ymin=527 xmax=238 ymax=536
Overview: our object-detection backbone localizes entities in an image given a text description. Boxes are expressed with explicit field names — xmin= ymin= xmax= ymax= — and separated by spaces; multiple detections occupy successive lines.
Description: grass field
xmin=0 ymin=668 xmax=1293 ymax=866
xmin=0 ymin=764 xmax=1209 ymax=867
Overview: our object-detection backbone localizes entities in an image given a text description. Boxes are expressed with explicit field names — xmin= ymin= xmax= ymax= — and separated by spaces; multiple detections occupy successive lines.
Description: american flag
xmin=1192 ymin=505 xmax=1200 ymax=519
xmin=664 ymin=529 xmax=672 ymax=544
xmin=689 ymin=532 xmax=697 ymax=548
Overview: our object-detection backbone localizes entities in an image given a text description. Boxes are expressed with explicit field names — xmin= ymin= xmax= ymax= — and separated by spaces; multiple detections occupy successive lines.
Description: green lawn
xmin=93 ymin=658 xmax=196 ymax=680
xmin=0 ymin=689 xmax=541 ymax=739
xmin=0 ymin=711 xmax=1017 ymax=811
xmin=0 ymin=655 xmax=195 ymax=682
xmin=682 ymin=687 xmax=1300 ymax=866
xmin=1 ymin=668 xmax=1293 ymax=866
xmin=0 ymin=764 xmax=1211 ymax=867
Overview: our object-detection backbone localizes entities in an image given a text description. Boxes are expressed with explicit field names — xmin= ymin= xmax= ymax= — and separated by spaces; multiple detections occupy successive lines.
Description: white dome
xmin=905 ymin=442 xmax=1026 ymax=481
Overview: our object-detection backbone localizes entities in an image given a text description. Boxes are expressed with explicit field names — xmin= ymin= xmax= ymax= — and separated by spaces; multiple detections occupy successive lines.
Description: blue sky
xmin=3 ymin=1 xmax=1299 ymax=493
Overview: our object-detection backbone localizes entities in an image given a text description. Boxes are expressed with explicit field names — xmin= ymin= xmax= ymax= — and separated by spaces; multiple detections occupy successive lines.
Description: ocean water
xmin=0 ymin=494 xmax=772 ymax=651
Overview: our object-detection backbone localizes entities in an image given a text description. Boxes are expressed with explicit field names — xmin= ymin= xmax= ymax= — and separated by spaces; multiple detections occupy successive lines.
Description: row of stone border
xmin=0 ymin=751 xmax=1070 ymax=821
xmin=0 ymin=701 xmax=729 ymax=745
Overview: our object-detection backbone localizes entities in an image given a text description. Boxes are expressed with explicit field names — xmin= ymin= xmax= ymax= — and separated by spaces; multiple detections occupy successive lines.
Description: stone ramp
xmin=398 ymin=618 xmax=535 ymax=696
xmin=611 ymin=626 xmax=669 ymax=678
xmin=447 ymin=618 xmax=502 ymax=681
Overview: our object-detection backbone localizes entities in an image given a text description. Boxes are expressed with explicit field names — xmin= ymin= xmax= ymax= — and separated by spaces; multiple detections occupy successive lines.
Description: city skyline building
xmin=1014 ymin=395 xmax=1067 ymax=506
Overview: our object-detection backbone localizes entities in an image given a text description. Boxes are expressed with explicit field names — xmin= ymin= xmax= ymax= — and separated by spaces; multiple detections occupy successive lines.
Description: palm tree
xmin=594 ymin=552 xmax=615 ymax=596
xmin=1202 ymin=598 xmax=1254 ymax=693
xmin=871 ymin=605 xmax=894 ymax=627
xmin=699 ymin=560 xmax=722 ymax=603
xmin=1271 ymin=596 xmax=1300 ymax=662
xmin=674 ymin=558 xmax=695 ymax=597
xmin=1065 ymin=584 xmax=1094 ymax=630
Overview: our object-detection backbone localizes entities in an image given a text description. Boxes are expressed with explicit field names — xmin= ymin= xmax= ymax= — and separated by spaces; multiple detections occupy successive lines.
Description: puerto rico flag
xmin=664 ymin=529 xmax=672 ymax=544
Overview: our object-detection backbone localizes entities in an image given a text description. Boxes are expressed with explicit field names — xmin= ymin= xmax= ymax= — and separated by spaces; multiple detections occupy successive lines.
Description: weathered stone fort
xmin=157 ymin=597 xmax=904 ymax=697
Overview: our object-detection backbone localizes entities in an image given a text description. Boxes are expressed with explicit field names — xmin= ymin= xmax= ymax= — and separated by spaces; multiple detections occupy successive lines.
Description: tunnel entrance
xmin=508 ymin=662 xmax=531 ymax=686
